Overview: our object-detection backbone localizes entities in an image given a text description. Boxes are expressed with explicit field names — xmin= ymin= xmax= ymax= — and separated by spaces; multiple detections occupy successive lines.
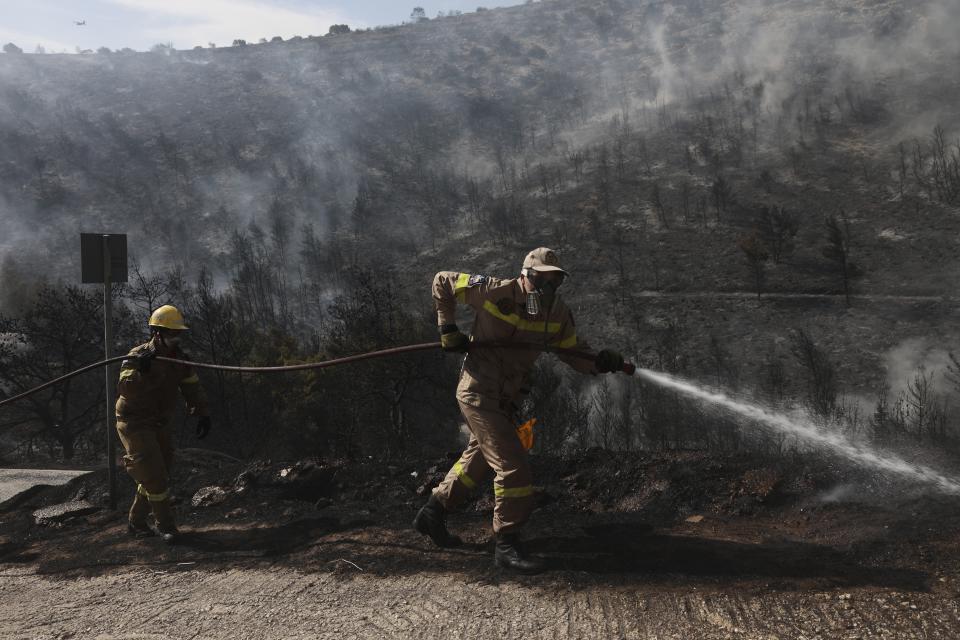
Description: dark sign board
xmin=80 ymin=234 xmax=128 ymax=283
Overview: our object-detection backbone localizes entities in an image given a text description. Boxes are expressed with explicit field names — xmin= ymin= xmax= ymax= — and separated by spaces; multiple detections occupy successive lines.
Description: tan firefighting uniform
xmin=115 ymin=339 xmax=208 ymax=530
xmin=432 ymin=272 xmax=595 ymax=533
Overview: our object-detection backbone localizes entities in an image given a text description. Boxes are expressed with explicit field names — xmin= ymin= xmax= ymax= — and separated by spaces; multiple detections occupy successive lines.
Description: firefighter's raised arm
xmin=433 ymin=271 xmax=504 ymax=318
xmin=432 ymin=271 xmax=504 ymax=353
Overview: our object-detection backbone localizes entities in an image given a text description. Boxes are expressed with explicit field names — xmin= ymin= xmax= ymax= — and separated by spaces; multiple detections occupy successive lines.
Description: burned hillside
xmin=0 ymin=0 xmax=959 ymax=489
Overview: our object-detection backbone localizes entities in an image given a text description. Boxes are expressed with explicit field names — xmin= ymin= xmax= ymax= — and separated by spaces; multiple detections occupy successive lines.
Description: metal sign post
xmin=81 ymin=234 xmax=128 ymax=511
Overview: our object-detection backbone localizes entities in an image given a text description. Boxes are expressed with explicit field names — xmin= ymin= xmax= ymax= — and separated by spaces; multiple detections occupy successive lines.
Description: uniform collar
xmin=512 ymin=278 xmax=527 ymax=302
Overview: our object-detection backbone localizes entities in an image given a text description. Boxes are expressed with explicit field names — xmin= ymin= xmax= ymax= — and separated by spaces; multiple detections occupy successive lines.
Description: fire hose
xmin=0 ymin=342 xmax=637 ymax=410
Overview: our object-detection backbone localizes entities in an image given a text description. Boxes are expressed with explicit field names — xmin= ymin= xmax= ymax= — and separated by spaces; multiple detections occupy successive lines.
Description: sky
xmin=0 ymin=0 xmax=521 ymax=53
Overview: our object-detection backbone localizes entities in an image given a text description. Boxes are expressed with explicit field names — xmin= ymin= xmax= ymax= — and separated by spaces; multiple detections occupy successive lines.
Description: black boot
xmin=413 ymin=495 xmax=462 ymax=548
xmin=152 ymin=499 xmax=180 ymax=544
xmin=494 ymin=532 xmax=544 ymax=574
xmin=158 ymin=525 xmax=180 ymax=545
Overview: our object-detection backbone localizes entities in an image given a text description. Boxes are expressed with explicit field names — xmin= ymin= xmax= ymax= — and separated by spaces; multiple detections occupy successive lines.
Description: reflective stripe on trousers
xmin=433 ymin=400 xmax=535 ymax=534
xmin=137 ymin=483 xmax=170 ymax=502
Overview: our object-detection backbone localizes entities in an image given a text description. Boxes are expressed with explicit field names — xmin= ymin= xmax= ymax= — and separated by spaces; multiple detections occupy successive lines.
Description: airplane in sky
xmin=74 ymin=20 xmax=86 ymax=26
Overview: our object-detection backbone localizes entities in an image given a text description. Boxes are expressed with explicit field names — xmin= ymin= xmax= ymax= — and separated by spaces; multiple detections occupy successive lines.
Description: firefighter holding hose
xmin=414 ymin=247 xmax=626 ymax=573
xmin=115 ymin=305 xmax=211 ymax=543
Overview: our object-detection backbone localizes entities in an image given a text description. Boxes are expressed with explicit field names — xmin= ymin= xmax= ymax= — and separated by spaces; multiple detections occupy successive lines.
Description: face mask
xmin=524 ymin=271 xmax=563 ymax=315
xmin=525 ymin=291 xmax=541 ymax=316
xmin=539 ymin=278 xmax=561 ymax=300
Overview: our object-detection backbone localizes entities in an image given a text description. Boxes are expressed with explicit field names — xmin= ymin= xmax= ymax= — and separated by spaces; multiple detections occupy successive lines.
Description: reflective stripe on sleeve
xmin=481 ymin=301 xmax=562 ymax=333
xmin=493 ymin=484 xmax=534 ymax=498
xmin=454 ymin=273 xmax=471 ymax=303
xmin=119 ymin=368 xmax=137 ymax=381
xmin=453 ymin=460 xmax=476 ymax=489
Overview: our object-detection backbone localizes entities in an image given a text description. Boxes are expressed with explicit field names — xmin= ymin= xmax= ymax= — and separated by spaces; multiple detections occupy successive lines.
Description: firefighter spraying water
xmin=413 ymin=247 xmax=633 ymax=574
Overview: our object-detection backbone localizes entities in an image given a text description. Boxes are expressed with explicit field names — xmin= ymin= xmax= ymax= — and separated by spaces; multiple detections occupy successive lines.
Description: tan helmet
xmin=522 ymin=247 xmax=568 ymax=275
xmin=149 ymin=305 xmax=188 ymax=330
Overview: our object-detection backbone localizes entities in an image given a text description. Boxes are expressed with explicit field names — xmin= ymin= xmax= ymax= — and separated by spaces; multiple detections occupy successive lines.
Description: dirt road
xmin=4 ymin=560 xmax=958 ymax=639
xmin=2 ymin=453 xmax=960 ymax=639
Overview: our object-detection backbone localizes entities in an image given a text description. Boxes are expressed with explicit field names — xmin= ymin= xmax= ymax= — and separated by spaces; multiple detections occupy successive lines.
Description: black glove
xmin=135 ymin=348 xmax=156 ymax=373
xmin=595 ymin=349 xmax=624 ymax=373
xmin=196 ymin=416 xmax=211 ymax=439
xmin=439 ymin=324 xmax=469 ymax=353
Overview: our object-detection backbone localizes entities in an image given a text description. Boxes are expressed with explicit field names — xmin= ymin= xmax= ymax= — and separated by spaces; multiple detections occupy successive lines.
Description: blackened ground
xmin=1 ymin=449 xmax=959 ymax=639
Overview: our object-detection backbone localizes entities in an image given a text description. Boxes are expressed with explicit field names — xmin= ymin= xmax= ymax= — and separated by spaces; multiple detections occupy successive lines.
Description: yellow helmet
xmin=149 ymin=305 xmax=188 ymax=330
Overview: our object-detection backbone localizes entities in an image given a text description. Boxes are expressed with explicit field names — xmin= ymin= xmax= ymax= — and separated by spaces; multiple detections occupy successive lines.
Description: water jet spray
xmin=634 ymin=368 xmax=960 ymax=496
